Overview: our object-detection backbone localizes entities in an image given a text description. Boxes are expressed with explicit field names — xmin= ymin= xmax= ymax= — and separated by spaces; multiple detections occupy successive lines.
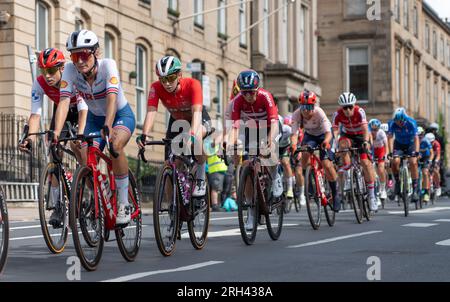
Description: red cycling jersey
xmin=147 ymin=78 xmax=203 ymax=121
xmin=332 ymin=105 xmax=368 ymax=136
xmin=37 ymin=75 xmax=79 ymax=105
xmin=231 ymin=88 xmax=278 ymax=128
xmin=432 ymin=140 xmax=441 ymax=157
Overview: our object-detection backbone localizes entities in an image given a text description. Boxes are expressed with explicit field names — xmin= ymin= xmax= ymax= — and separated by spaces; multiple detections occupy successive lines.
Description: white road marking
xmin=434 ymin=219 xmax=450 ymax=222
xmin=388 ymin=207 xmax=450 ymax=215
xmin=436 ymin=239 xmax=450 ymax=246
xmin=10 ymin=225 xmax=42 ymax=231
xmin=401 ymin=223 xmax=438 ymax=228
xmin=286 ymin=231 xmax=383 ymax=249
xmin=210 ymin=216 xmax=238 ymax=221
xmin=102 ymin=261 xmax=224 ymax=282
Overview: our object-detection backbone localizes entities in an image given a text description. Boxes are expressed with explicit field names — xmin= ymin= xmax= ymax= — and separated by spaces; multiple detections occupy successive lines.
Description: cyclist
xmin=18 ymin=47 xmax=88 ymax=226
xmin=228 ymin=70 xmax=281 ymax=230
xmin=291 ymin=90 xmax=340 ymax=212
xmin=426 ymin=132 xmax=442 ymax=197
xmin=278 ymin=115 xmax=295 ymax=199
xmin=387 ymin=108 xmax=420 ymax=204
xmin=137 ymin=55 xmax=211 ymax=198
xmin=369 ymin=118 xmax=389 ymax=200
xmin=53 ymin=30 xmax=136 ymax=225
xmin=418 ymin=127 xmax=433 ymax=203
xmin=332 ymin=92 xmax=378 ymax=212
xmin=428 ymin=123 xmax=445 ymax=192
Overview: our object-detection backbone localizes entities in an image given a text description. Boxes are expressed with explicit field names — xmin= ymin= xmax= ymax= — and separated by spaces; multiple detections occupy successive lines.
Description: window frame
xmin=135 ymin=44 xmax=148 ymax=127
xmin=239 ymin=0 xmax=247 ymax=47
xmin=194 ymin=0 xmax=204 ymax=28
xmin=218 ymin=0 xmax=227 ymax=38
xmin=346 ymin=45 xmax=370 ymax=103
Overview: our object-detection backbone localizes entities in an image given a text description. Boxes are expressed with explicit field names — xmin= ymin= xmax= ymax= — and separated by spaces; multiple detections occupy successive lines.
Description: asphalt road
xmin=2 ymin=197 xmax=450 ymax=282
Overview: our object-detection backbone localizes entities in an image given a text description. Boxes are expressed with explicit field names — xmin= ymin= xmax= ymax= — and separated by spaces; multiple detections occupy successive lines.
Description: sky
xmin=424 ymin=0 xmax=450 ymax=21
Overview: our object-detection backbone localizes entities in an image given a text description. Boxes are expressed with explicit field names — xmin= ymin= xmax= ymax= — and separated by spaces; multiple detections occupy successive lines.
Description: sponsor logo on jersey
xmin=60 ymin=81 xmax=68 ymax=89
xmin=109 ymin=77 xmax=119 ymax=85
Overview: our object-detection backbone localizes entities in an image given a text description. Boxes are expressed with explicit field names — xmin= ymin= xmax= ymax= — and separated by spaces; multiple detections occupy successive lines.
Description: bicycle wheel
xmin=351 ymin=168 xmax=364 ymax=224
xmin=402 ymin=169 xmax=409 ymax=217
xmin=361 ymin=183 xmax=371 ymax=222
xmin=265 ymin=192 xmax=284 ymax=241
xmin=38 ymin=163 xmax=69 ymax=254
xmin=237 ymin=165 xmax=258 ymax=245
xmin=116 ymin=170 xmax=142 ymax=262
xmin=153 ymin=165 xmax=180 ymax=256
xmin=305 ymin=166 xmax=321 ymax=230
xmin=188 ymin=174 xmax=210 ymax=250
xmin=70 ymin=166 xmax=104 ymax=271
xmin=323 ymin=178 xmax=335 ymax=227
xmin=0 ymin=189 xmax=9 ymax=274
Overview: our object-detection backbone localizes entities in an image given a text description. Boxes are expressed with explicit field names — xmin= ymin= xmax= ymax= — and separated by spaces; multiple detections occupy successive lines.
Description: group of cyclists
xmin=16 ymin=28 xmax=446 ymax=254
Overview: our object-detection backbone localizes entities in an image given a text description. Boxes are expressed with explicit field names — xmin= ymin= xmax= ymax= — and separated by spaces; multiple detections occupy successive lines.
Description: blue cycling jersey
xmin=387 ymin=117 xmax=418 ymax=145
xmin=419 ymin=137 xmax=432 ymax=158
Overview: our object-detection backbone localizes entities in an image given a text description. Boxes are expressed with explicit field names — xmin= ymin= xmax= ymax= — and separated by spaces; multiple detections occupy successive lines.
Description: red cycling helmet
xmin=283 ymin=115 xmax=293 ymax=126
xmin=298 ymin=90 xmax=317 ymax=105
xmin=38 ymin=48 xmax=65 ymax=69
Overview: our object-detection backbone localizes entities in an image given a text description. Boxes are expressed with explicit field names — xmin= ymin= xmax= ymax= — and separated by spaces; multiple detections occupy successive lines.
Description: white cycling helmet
xmin=425 ymin=133 xmax=435 ymax=143
xmin=338 ymin=92 xmax=357 ymax=106
xmin=417 ymin=126 xmax=424 ymax=136
xmin=429 ymin=122 xmax=439 ymax=130
xmin=66 ymin=30 xmax=99 ymax=52
xmin=380 ymin=123 xmax=389 ymax=132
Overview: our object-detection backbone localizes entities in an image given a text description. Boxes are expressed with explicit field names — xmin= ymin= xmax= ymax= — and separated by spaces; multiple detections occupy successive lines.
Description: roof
xmin=422 ymin=1 xmax=450 ymax=35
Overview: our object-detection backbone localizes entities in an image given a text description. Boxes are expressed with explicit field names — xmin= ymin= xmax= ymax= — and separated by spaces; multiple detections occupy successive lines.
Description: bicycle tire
xmin=187 ymin=174 xmax=210 ymax=250
xmin=70 ymin=166 xmax=104 ymax=271
xmin=305 ymin=166 xmax=321 ymax=230
xmin=116 ymin=169 xmax=142 ymax=261
xmin=0 ymin=189 xmax=9 ymax=274
xmin=265 ymin=194 xmax=284 ymax=241
xmin=323 ymin=178 xmax=335 ymax=227
xmin=153 ymin=166 xmax=180 ymax=256
xmin=237 ymin=165 xmax=258 ymax=245
xmin=351 ymin=168 xmax=364 ymax=224
xmin=38 ymin=163 xmax=69 ymax=254
xmin=402 ymin=169 xmax=409 ymax=217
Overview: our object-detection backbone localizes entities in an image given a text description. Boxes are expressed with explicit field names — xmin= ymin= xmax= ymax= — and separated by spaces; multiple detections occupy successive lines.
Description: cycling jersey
xmin=31 ymin=74 xmax=87 ymax=115
xmin=225 ymin=97 xmax=249 ymax=124
xmin=387 ymin=117 xmax=417 ymax=145
xmin=60 ymin=59 xmax=128 ymax=117
xmin=231 ymin=88 xmax=278 ymax=128
xmin=147 ymin=78 xmax=202 ymax=121
xmin=292 ymin=106 xmax=331 ymax=137
xmin=372 ymin=129 xmax=387 ymax=148
xmin=420 ymin=137 xmax=432 ymax=158
xmin=432 ymin=140 xmax=441 ymax=158
xmin=332 ymin=105 xmax=368 ymax=136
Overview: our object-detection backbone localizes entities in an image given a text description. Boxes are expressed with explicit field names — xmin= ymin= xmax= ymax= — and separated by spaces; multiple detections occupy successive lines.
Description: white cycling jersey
xmin=372 ymin=129 xmax=387 ymax=148
xmin=60 ymin=59 xmax=128 ymax=116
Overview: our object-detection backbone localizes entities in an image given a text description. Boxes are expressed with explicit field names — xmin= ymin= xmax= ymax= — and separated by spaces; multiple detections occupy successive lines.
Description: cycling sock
xmin=51 ymin=186 xmax=60 ymax=206
xmin=287 ymin=176 xmax=293 ymax=191
xmin=367 ymin=182 xmax=375 ymax=199
xmin=329 ymin=180 xmax=337 ymax=198
xmin=115 ymin=174 xmax=129 ymax=206
xmin=412 ymin=178 xmax=418 ymax=189
xmin=196 ymin=162 xmax=206 ymax=181
xmin=394 ymin=174 xmax=400 ymax=184
xmin=299 ymin=185 xmax=304 ymax=196
xmin=380 ymin=182 xmax=386 ymax=191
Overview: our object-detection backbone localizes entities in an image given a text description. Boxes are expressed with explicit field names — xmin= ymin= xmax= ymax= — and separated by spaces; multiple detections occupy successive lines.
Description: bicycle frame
xmin=304 ymin=149 xmax=329 ymax=206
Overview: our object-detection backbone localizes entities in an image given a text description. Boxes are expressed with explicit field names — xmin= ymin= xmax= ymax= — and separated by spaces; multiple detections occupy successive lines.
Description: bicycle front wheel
xmin=305 ymin=166 xmax=321 ymax=230
xmin=153 ymin=165 xmax=179 ymax=256
xmin=70 ymin=166 xmax=104 ymax=271
xmin=323 ymin=178 xmax=335 ymax=227
xmin=116 ymin=170 xmax=142 ymax=262
xmin=188 ymin=175 xmax=210 ymax=250
xmin=351 ymin=168 xmax=364 ymax=224
xmin=38 ymin=163 xmax=69 ymax=254
xmin=0 ymin=189 xmax=9 ymax=274
xmin=237 ymin=165 xmax=258 ymax=245
xmin=265 ymin=195 xmax=284 ymax=241
xmin=402 ymin=169 xmax=410 ymax=217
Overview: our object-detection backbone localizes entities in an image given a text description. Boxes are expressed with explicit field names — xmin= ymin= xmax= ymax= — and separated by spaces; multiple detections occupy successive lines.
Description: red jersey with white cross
xmin=332 ymin=105 xmax=368 ymax=136
xmin=147 ymin=78 xmax=203 ymax=121
xmin=231 ymin=88 xmax=279 ymax=128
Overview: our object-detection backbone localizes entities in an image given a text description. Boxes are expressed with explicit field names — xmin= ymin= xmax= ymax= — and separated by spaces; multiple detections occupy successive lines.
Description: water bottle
xmin=317 ymin=172 xmax=325 ymax=194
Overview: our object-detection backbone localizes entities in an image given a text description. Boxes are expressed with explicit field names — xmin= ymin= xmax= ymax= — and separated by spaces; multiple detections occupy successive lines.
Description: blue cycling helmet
xmin=393 ymin=107 xmax=408 ymax=123
xmin=237 ymin=70 xmax=261 ymax=91
xmin=368 ymin=119 xmax=381 ymax=130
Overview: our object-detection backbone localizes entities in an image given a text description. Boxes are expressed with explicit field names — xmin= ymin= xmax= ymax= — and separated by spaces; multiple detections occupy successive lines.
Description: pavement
xmin=2 ymin=197 xmax=450 ymax=282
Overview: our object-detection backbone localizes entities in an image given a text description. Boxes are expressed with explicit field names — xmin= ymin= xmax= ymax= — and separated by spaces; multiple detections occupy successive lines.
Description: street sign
xmin=202 ymin=75 xmax=211 ymax=109
xmin=187 ymin=62 xmax=203 ymax=73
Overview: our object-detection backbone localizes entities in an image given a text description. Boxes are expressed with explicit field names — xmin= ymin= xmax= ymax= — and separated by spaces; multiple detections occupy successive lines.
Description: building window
xmin=440 ymin=36 xmax=444 ymax=64
xmin=36 ymin=1 xmax=50 ymax=123
xmin=280 ymin=0 xmax=288 ymax=64
xmin=136 ymin=45 xmax=147 ymax=126
xmin=139 ymin=0 xmax=151 ymax=4
xmin=426 ymin=74 xmax=431 ymax=119
xmin=194 ymin=0 xmax=204 ymax=27
xmin=394 ymin=0 xmax=400 ymax=22
xmin=434 ymin=80 xmax=438 ymax=119
xmin=425 ymin=24 xmax=430 ymax=52
xmin=104 ymin=32 xmax=115 ymax=59
xmin=168 ymin=0 xmax=178 ymax=11
xmin=447 ymin=41 xmax=450 ymax=68
xmin=433 ymin=30 xmax=437 ymax=58
xmin=239 ymin=1 xmax=247 ymax=46
xmin=216 ymin=76 xmax=224 ymax=118
xmin=403 ymin=0 xmax=408 ymax=29
xmin=347 ymin=47 xmax=369 ymax=102
xmin=404 ymin=56 xmax=409 ymax=109
xmin=218 ymin=0 xmax=227 ymax=38
xmin=414 ymin=63 xmax=419 ymax=112
xmin=395 ymin=49 xmax=400 ymax=105
xmin=262 ymin=0 xmax=269 ymax=56
xmin=413 ymin=6 xmax=418 ymax=37
xmin=297 ymin=6 xmax=306 ymax=71
xmin=344 ymin=0 xmax=366 ymax=17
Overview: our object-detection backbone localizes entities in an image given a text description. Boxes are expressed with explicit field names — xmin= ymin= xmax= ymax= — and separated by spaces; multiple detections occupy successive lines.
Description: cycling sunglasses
xmin=300 ymin=104 xmax=314 ymax=111
xmin=159 ymin=73 xmax=178 ymax=84
xmin=343 ymin=105 xmax=354 ymax=111
xmin=241 ymin=90 xmax=257 ymax=96
xmin=40 ymin=66 xmax=60 ymax=76
xmin=70 ymin=49 xmax=94 ymax=62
